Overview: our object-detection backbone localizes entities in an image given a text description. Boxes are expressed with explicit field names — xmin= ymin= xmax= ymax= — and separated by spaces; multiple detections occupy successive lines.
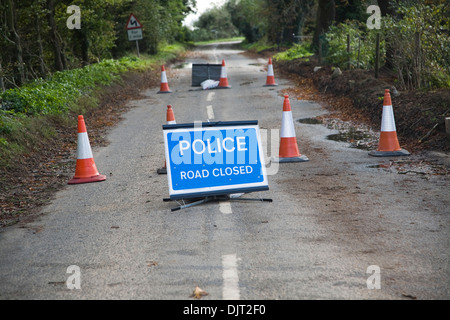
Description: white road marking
xmin=222 ymin=254 xmax=240 ymax=300
xmin=206 ymin=105 xmax=215 ymax=120
xmin=219 ymin=201 xmax=232 ymax=214
xmin=206 ymin=92 xmax=215 ymax=102
xmin=206 ymin=85 xmax=238 ymax=300
xmin=212 ymin=48 xmax=219 ymax=64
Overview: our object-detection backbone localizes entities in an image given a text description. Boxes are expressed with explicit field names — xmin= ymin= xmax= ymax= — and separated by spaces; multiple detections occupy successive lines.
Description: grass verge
xmin=273 ymin=43 xmax=314 ymax=62
xmin=194 ymin=37 xmax=245 ymax=46
xmin=0 ymin=43 xmax=185 ymax=171
xmin=0 ymin=43 xmax=185 ymax=225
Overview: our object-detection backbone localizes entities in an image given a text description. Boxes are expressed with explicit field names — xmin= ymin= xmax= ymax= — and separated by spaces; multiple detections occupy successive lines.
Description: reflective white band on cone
xmin=220 ymin=67 xmax=227 ymax=79
xmin=380 ymin=105 xmax=396 ymax=132
xmin=77 ymin=132 xmax=93 ymax=160
xmin=281 ymin=111 xmax=296 ymax=138
xmin=267 ymin=64 xmax=274 ymax=77
xmin=161 ymin=71 xmax=168 ymax=83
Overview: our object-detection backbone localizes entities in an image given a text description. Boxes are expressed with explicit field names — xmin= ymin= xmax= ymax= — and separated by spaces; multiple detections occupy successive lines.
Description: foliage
xmin=193 ymin=0 xmax=316 ymax=45
xmin=264 ymin=0 xmax=316 ymax=44
xmin=0 ymin=0 xmax=194 ymax=89
xmin=190 ymin=6 xmax=240 ymax=42
xmin=0 ymin=41 xmax=184 ymax=170
xmin=0 ymin=0 xmax=191 ymax=172
xmin=56 ymin=0 xmax=117 ymax=64
xmin=273 ymin=44 xmax=314 ymax=61
xmin=225 ymin=0 xmax=266 ymax=43
xmin=239 ymin=38 xmax=277 ymax=53
xmin=194 ymin=37 xmax=245 ymax=46
xmin=324 ymin=20 xmax=384 ymax=70
xmin=322 ymin=1 xmax=449 ymax=90
xmin=383 ymin=1 xmax=450 ymax=89
xmin=0 ymin=56 xmax=145 ymax=116
xmin=334 ymin=0 xmax=369 ymax=23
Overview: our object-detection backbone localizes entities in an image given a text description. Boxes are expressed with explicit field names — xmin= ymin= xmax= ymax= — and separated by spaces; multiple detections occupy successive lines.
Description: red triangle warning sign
xmin=126 ymin=14 xmax=142 ymax=30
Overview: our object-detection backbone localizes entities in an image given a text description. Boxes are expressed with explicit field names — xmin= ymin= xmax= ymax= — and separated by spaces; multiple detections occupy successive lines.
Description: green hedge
xmin=0 ymin=55 xmax=153 ymax=169
xmin=273 ymin=44 xmax=314 ymax=62
xmin=0 ymin=56 xmax=145 ymax=116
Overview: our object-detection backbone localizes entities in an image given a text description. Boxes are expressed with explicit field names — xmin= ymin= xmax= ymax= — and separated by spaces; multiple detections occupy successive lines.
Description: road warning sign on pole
xmin=126 ymin=13 xmax=143 ymax=41
xmin=162 ymin=121 xmax=269 ymax=201
xmin=126 ymin=13 xmax=142 ymax=56
xmin=127 ymin=29 xmax=143 ymax=41
xmin=126 ymin=13 xmax=142 ymax=29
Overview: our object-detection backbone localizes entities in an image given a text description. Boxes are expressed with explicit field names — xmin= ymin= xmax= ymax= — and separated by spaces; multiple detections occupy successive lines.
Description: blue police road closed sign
xmin=163 ymin=121 xmax=268 ymax=200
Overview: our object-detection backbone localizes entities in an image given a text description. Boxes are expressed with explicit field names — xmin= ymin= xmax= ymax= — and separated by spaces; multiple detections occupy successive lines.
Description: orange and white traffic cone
xmin=157 ymin=65 xmax=172 ymax=94
xmin=165 ymin=104 xmax=176 ymax=125
xmin=263 ymin=57 xmax=278 ymax=87
xmin=157 ymin=105 xmax=177 ymax=174
xmin=369 ymin=89 xmax=410 ymax=157
xmin=272 ymin=95 xmax=308 ymax=163
xmin=68 ymin=115 xmax=106 ymax=184
xmin=218 ymin=59 xmax=231 ymax=89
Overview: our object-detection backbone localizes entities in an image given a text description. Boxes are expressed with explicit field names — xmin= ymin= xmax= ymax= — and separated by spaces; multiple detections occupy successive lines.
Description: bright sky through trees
xmin=183 ymin=0 xmax=227 ymax=29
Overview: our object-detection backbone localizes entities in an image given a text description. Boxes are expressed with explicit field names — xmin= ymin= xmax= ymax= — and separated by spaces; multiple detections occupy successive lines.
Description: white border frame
xmin=163 ymin=124 xmax=268 ymax=199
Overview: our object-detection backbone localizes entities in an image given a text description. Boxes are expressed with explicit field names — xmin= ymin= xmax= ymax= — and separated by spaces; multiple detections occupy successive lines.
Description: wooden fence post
xmin=347 ymin=34 xmax=351 ymax=70
xmin=357 ymin=37 xmax=361 ymax=69
xmin=375 ymin=33 xmax=380 ymax=78
xmin=414 ymin=32 xmax=421 ymax=88
xmin=0 ymin=61 xmax=4 ymax=92
xmin=318 ymin=37 xmax=322 ymax=64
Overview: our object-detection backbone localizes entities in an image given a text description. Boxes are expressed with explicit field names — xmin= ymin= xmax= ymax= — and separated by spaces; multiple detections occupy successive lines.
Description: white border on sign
xmin=126 ymin=13 xmax=143 ymax=30
xmin=163 ymin=124 xmax=268 ymax=198
xmin=127 ymin=29 xmax=143 ymax=41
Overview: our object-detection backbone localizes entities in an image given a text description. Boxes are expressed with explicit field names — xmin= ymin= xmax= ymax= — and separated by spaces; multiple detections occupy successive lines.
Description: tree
xmin=225 ymin=0 xmax=315 ymax=45
xmin=335 ymin=0 xmax=366 ymax=23
xmin=4 ymin=0 xmax=25 ymax=85
xmin=377 ymin=0 xmax=395 ymax=16
xmin=226 ymin=0 xmax=266 ymax=43
xmin=265 ymin=0 xmax=315 ymax=45
xmin=313 ymin=0 xmax=335 ymax=52
xmin=0 ymin=0 xmax=194 ymax=90
xmin=46 ymin=0 xmax=65 ymax=71
xmin=193 ymin=6 xmax=239 ymax=41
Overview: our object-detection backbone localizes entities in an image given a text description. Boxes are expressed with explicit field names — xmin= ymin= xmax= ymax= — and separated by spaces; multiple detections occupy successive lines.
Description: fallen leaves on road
xmin=190 ymin=286 xmax=208 ymax=299
xmin=146 ymin=261 xmax=158 ymax=267
xmin=388 ymin=159 xmax=449 ymax=176
xmin=401 ymin=292 xmax=417 ymax=299
xmin=0 ymin=69 xmax=160 ymax=227
xmin=275 ymin=56 xmax=450 ymax=153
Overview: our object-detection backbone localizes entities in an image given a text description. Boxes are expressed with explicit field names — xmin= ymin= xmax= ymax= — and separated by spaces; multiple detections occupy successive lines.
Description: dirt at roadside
xmin=243 ymin=49 xmax=449 ymax=177
xmin=1 ymin=48 xmax=448 ymax=227
xmin=0 ymin=69 xmax=160 ymax=227
xmin=272 ymin=55 xmax=450 ymax=154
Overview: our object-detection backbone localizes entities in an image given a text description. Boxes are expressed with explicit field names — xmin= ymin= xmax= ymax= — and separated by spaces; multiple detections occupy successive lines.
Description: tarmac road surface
xmin=0 ymin=41 xmax=449 ymax=300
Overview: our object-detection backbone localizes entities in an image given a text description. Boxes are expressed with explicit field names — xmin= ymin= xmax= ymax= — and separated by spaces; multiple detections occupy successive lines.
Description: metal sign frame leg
xmin=163 ymin=194 xmax=272 ymax=212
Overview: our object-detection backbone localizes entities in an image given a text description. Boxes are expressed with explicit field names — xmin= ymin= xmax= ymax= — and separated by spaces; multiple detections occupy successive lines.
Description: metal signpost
xmin=162 ymin=121 xmax=271 ymax=211
xmin=126 ymin=13 xmax=143 ymax=57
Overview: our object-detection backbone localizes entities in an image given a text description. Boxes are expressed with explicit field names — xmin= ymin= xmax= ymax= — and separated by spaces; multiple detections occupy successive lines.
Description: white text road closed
xmin=163 ymin=121 xmax=268 ymax=199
